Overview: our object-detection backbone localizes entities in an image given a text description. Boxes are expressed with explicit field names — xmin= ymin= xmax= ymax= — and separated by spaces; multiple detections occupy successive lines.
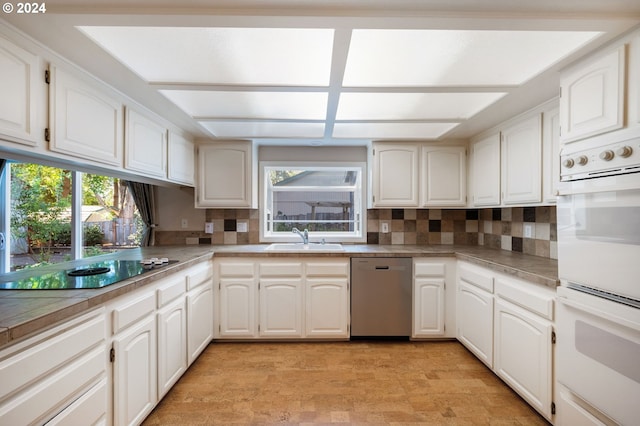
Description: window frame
xmin=259 ymin=161 xmax=367 ymax=243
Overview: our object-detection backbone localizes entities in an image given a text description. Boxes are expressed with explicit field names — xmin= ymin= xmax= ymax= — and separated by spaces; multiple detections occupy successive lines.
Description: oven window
xmin=576 ymin=321 xmax=640 ymax=384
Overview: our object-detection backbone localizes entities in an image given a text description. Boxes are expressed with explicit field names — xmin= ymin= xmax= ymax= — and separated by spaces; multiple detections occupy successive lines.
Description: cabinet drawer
xmin=259 ymin=262 xmax=303 ymax=277
xmin=156 ymin=276 xmax=186 ymax=308
xmin=495 ymin=277 xmax=555 ymax=320
xmin=0 ymin=346 xmax=106 ymax=426
xmin=306 ymin=262 xmax=349 ymax=277
xmin=459 ymin=263 xmax=494 ymax=293
xmin=112 ymin=292 xmax=155 ymax=334
xmin=46 ymin=377 xmax=108 ymax=426
xmin=219 ymin=262 xmax=255 ymax=278
xmin=187 ymin=262 xmax=213 ymax=291
xmin=0 ymin=309 xmax=105 ymax=402
xmin=414 ymin=261 xmax=446 ymax=277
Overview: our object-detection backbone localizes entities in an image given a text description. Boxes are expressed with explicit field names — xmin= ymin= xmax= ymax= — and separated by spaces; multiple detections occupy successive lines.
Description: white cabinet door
xmin=560 ymin=46 xmax=626 ymax=143
xmin=372 ymin=142 xmax=419 ymax=207
xmin=494 ymin=298 xmax=553 ymax=419
xmin=219 ymin=278 xmax=257 ymax=338
xmin=167 ymin=131 xmax=195 ymax=186
xmin=196 ymin=141 xmax=256 ymax=208
xmin=542 ymin=106 xmax=560 ymax=203
xmin=471 ymin=134 xmax=501 ymax=206
xmin=157 ymin=298 xmax=187 ymax=399
xmin=305 ymin=278 xmax=349 ymax=338
xmin=413 ymin=278 xmax=446 ymax=337
xmin=186 ymin=282 xmax=214 ymax=365
xmin=46 ymin=378 xmax=108 ymax=426
xmin=112 ymin=314 xmax=157 ymax=426
xmin=421 ymin=146 xmax=466 ymax=207
xmin=501 ymin=114 xmax=542 ymax=204
xmin=0 ymin=34 xmax=38 ymax=145
xmin=457 ymin=281 xmax=493 ymax=368
xmin=124 ymin=107 xmax=167 ymax=179
xmin=259 ymin=278 xmax=303 ymax=338
xmin=49 ymin=65 xmax=123 ymax=166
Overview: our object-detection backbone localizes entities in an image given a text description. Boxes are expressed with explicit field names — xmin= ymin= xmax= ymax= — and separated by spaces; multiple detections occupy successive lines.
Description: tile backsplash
xmin=155 ymin=206 xmax=557 ymax=259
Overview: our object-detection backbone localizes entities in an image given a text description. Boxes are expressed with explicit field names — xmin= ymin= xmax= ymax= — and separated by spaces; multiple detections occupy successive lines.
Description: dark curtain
xmin=0 ymin=159 xmax=6 ymax=181
xmin=124 ymin=181 xmax=156 ymax=247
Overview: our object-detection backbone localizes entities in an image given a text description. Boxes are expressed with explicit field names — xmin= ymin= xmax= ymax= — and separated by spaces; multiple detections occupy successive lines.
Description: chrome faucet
xmin=292 ymin=227 xmax=309 ymax=244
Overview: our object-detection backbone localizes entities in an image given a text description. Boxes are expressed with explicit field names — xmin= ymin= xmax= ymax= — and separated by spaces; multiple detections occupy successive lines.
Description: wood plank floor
xmin=143 ymin=341 xmax=550 ymax=425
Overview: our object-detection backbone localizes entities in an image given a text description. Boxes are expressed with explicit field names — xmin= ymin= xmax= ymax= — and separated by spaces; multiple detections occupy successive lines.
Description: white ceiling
xmin=3 ymin=0 xmax=640 ymax=145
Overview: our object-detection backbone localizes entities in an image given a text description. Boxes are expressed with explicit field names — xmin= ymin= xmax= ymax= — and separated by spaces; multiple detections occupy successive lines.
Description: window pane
xmin=273 ymin=191 xmax=354 ymax=232
xmin=264 ymin=166 xmax=362 ymax=239
xmin=10 ymin=163 xmax=73 ymax=270
xmin=82 ymin=174 xmax=141 ymax=258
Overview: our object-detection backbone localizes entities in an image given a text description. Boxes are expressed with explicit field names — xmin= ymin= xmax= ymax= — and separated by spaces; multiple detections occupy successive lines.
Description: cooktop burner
xmin=0 ymin=259 xmax=176 ymax=290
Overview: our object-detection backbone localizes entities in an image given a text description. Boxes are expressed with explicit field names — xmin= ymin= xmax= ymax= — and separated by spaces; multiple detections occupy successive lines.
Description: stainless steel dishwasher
xmin=350 ymin=257 xmax=412 ymax=337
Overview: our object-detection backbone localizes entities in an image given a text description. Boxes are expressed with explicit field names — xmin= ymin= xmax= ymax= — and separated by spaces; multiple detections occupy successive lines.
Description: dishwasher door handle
xmin=375 ymin=266 xmax=390 ymax=270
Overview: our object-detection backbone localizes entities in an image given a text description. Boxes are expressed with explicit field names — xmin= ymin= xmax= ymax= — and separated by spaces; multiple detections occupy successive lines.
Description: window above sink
xmin=260 ymin=162 xmax=366 ymax=243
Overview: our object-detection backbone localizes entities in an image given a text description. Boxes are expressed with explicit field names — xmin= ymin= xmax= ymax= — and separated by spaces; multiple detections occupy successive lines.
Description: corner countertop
xmin=0 ymin=244 xmax=557 ymax=351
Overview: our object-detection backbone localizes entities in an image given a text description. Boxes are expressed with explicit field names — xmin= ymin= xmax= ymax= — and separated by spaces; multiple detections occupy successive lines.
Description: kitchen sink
xmin=264 ymin=243 xmax=344 ymax=252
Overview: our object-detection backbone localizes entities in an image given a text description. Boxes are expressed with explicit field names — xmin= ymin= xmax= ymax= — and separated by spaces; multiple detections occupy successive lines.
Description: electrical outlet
xmin=181 ymin=218 xmax=188 ymax=229
xmin=381 ymin=222 xmax=389 ymax=233
xmin=524 ymin=223 xmax=534 ymax=238
xmin=204 ymin=222 xmax=214 ymax=234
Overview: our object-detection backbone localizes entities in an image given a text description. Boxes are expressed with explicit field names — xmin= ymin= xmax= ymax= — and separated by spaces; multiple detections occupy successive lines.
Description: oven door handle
xmin=559 ymin=293 xmax=640 ymax=332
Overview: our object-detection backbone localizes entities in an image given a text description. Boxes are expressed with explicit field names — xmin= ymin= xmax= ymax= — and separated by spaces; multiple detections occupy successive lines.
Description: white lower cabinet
xmin=112 ymin=303 xmax=157 ymax=426
xmin=0 ymin=309 xmax=107 ymax=426
xmin=456 ymin=262 xmax=495 ymax=367
xmin=186 ymin=286 xmax=214 ymax=361
xmin=157 ymin=298 xmax=187 ymax=399
xmin=215 ymin=258 xmax=350 ymax=340
xmin=260 ymin=278 xmax=304 ymax=337
xmin=306 ymin=278 xmax=349 ymax=338
xmin=494 ymin=276 xmax=555 ymax=421
xmin=47 ymin=378 xmax=109 ymax=426
xmin=412 ymin=258 xmax=456 ymax=338
xmin=457 ymin=260 xmax=556 ymax=422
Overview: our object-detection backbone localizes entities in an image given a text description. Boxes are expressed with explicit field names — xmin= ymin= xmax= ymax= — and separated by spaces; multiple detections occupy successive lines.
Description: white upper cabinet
xmin=471 ymin=133 xmax=501 ymax=207
xmin=501 ymin=114 xmax=542 ymax=204
xmin=167 ymin=131 xmax=195 ymax=186
xmin=0 ymin=34 xmax=38 ymax=146
xmin=420 ymin=146 xmax=466 ymax=207
xmin=542 ymin=106 xmax=560 ymax=203
xmin=49 ymin=65 xmax=123 ymax=166
xmin=560 ymin=45 xmax=626 ymax=143
xmin=196 ymin=141 xmax=257 ymax=208
xmin=372 ymin=142 xmax=419 ymax=207
xmin=125 ymin=107 xmax=167 ymax=178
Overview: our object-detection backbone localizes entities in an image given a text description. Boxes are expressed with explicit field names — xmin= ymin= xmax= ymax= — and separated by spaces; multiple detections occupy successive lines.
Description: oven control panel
xmin=560 ymin=139 xmax=640 ymax=181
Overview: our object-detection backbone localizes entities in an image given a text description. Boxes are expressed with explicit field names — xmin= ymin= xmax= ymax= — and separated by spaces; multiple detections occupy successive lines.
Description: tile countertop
xmin=0 ymin=244 xmax=558 ymax=351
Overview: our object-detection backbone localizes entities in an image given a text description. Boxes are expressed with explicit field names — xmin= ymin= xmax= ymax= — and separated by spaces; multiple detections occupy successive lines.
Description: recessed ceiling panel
xmin=343 ymin=29 xmax=602 ymax=87
xmin=336 ymin=92 xmax=507 ymax=120
xmin=333 ymin=122 xmax=458 ymax=139
xmin=160 ymin=90 xmax=328 ymax=119
xmin=199 ymin=121 xmax=325 ymax=138
xmin=78 ymin=26 xmax=334 ymax=86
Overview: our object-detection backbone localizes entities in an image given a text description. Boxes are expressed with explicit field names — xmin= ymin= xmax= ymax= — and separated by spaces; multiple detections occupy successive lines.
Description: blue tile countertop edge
xmin=0 ymin=244 xmax=557 ymax=351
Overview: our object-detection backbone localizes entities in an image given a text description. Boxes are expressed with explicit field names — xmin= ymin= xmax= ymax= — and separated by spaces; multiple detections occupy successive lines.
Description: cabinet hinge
xmin=44 ymin=128 xmax=50 ymax=142
xmin=372 ymin=195 xmax=375 ymax=203
xmin=372 ymin=148 xmax=375 ymax=156
xmin=551 ymin=402 xmax=556 ymax=415
xmin=219 ymin=324 xmax=221 ymax=332
xmin=44 ymin=69 xmax=50 ymax=84
xmin=218 ymin=282 xmax=221 ymax=290
xmin=258 ymin=282 xmax=261 ymax=290
xmin=551 ymin=331 xmax=556 ymax=344
xmin=109 ymin=347 xmax=115 ymax=363
xmin=258 ymin=324 xmax=260 ymax=332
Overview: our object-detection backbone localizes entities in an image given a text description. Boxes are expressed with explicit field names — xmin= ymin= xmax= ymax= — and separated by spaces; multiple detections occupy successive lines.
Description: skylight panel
xmin=161 ymin=90 xmax=328 ymax=120
xmin=78 ymin=26 xmax=334 ymax=86
xmin=198 ymin=121 xmax=325 ymax=138
xmin=336 ymin=92 xmax=507 ymax=120
xmin=332 ymin=122 xmax=458 ymax=139
xmin=343 ymin=29 xmax=602 ymax=87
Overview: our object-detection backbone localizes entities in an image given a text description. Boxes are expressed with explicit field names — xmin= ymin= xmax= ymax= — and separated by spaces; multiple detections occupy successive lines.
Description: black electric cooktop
xmin=0 ymin=259 xmax=175 ymax=290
